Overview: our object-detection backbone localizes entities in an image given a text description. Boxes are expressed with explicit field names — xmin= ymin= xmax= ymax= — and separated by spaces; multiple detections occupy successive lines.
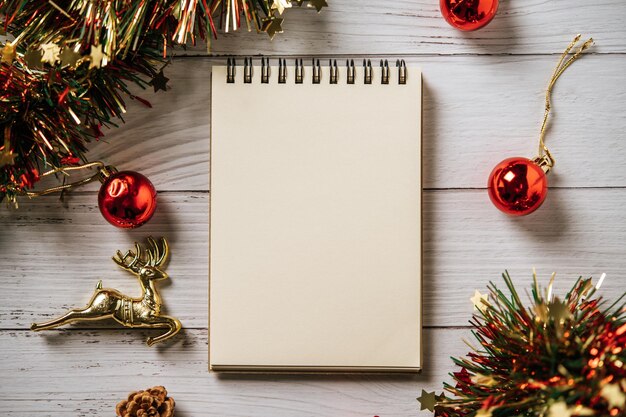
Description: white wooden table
xmin=2 ymin=2 xmax=626 ymax=416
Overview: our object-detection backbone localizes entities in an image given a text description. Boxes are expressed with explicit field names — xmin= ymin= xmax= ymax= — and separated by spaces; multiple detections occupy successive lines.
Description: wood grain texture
xmin=84 ymin=54 xmax=626 ymax=191
xmin=2 ymin=190 xmax=624 ymax=330
xmin=1 ymin=328 xmax=466 ymax=417
xmin=184 ymin=1 xmax=626 ymax=55
xmin=3 ymin=2 xmax=626 ymax=416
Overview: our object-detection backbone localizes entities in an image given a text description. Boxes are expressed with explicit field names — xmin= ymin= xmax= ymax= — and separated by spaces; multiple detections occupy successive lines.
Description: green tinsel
xmin=0 ymin=0 xmax=326 ymax=205
xmin=419 ymin=272 xmax=626 ymax=417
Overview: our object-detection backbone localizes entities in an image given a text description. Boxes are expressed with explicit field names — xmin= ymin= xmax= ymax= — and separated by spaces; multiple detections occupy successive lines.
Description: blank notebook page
xmin=210 ymin=63 xmax=422 ymax=372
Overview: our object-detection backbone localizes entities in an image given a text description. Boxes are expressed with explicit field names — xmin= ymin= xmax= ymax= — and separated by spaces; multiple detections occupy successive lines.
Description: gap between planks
xmin=0 ymin=325 xmax=474 ymax=332
xmin=18 ymin=187 xmax=626 ymax=198
xmin=176 ymin=52 xmax=626 ymax=59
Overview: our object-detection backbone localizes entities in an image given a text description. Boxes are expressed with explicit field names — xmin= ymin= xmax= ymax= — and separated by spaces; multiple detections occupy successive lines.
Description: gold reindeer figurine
xmin=31 ymin=237 xmax=182 ymax=346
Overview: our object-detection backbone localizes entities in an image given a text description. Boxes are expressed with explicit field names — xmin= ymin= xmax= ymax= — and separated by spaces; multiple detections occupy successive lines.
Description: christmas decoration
xmin=487 ymin=157 xmax=548 ymax=216
xmin=116 ymin=386 xmax=175 ymax=417
xmin=440 ymin=0 xmax=499 ymax=31
xmin=98 ymin=167 xmax=158 ymax=229
xmin=418 ymin=271 xmax=626 ymax=417
xmin=488 ymin=35 xmax=594 ymax=216
xmin=14 ymin=161 xmax=157 ymax=228
xmin=31 ymin=237 xmax=182 ymax=346
xmin=0 ymin=1 xmax=326 ymax=206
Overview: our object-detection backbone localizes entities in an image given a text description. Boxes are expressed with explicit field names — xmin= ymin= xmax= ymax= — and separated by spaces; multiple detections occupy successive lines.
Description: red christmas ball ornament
xmin=484 ymin=36 xmax=594 ymax=218
xmin=487 ymin=157 xmax=548 ymax=216
xmin=98 ymin=167 xmax=157 ymax=228
xmin=440 ymin=0 xmax=499 ymax=31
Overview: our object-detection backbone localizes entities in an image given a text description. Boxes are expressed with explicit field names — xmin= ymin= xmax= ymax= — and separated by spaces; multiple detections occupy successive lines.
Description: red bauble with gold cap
xmin=487 ymin=157 xmax=548 ymax=216
xmin=98 ymin=167 xmax=157 ymax=228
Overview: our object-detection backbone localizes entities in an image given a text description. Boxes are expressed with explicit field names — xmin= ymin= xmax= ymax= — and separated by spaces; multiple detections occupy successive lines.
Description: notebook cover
xmin=210 ymin=64 xmax=422 ymax=372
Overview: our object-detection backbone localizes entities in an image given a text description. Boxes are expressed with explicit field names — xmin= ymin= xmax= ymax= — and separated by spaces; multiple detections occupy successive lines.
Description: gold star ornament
xmin=24 ymin=48 xmax=43 ymax=69
xmin=272 ymin=0 xmax=292 ymax=15
xmin=416 ymin=389 xmax=437 ymax=412
xmin=40 ymin=43 xmax=61 ymax=65
xmin=547 ymin=298 xmax=573 ymax=324
xmin=149 ymin=70 xmax=170 ymax=92
xmin=470 ymin=290 xmax=490 ymax=313
xmin=89 ymin=44 xmax=107 ymax=69
xmin=261 ymin=16 xmax=284 ymax=40
xmin=60 ymin=46 xmax=81 ymax=68
xmin=1 ymin=42 xmax=17 ymax=64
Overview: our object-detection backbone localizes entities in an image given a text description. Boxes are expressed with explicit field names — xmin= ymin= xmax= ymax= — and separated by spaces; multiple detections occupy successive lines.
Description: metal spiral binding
xmin=261 ymin=57 xmax=270 ymax=84
xmin=295 ymin=59 xmax=304 ymax=84
xmin=363 ymin=59 xmax=372 ymax=84
xmin=396 ymin=59 xmax=407 ymax=85
xmin=244 ymin=57 xmax=252 ymax=83
xmin=278 ymin=58 xmax=287 ymax=83
xmin=346 ymin=59 xmax=355 ymax=84
xmin=312 ymin=59 xmax=321 ymax=84
xmin=329 ymin=59 xmax=338 ymax=84
xmin=380 ymin=59 xmax=390 ymax=84
xmin=227 ymin=58 xmax=408 ymax=85
xmin=226 ymin=58 xmax=236 ymax=83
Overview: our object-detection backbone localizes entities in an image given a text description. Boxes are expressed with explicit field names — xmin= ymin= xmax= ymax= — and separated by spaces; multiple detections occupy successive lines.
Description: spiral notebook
xmin=210 ymin=59 xmax=422 ymax=372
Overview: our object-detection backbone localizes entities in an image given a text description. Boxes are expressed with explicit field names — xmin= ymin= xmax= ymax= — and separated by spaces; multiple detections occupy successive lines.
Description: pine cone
xmin=116 ymin=386 xmax=175 ymax=417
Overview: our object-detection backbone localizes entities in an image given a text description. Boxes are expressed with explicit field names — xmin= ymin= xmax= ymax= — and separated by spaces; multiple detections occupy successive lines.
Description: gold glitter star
xmin=416 ymin=390 xmax=437 ymax=412
xmin=60 ymin=46 xmax=81 ymax=68
xmin=261 ymin=16 xmax=284 ymax=40
xmin=547 ymin=298 xmax=573 ymax=324
xmin=24 ymin=49 xmax=43 ymax=69
xmin=271 ymin=0 xmax=292 ymax=15
xmin=307 ymin=0 xmax=328 ymax=12
xmin=1 ymin=43 xmax=17 ymax=64
xmin=40 ymin=43 xmax=61 ymax=65
xmin=470 ymin=290 xmax=489 ymax=313
xmin=88 ymin=44 xmax=107 ymax=69
xmin=149 ymin=70 xmax=170 ymax=92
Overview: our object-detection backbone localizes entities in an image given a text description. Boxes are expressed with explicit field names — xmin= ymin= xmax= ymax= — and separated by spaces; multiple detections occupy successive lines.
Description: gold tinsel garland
xmin=0 ymin=0 xmax=327 ymax=204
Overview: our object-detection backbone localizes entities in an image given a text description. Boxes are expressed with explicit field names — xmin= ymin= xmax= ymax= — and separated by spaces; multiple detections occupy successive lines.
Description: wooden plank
xmin=0 ymin=328 xmax=466 ymax=417
xmin=81 ymin=54 xmax=626 ymax=192
xmin=2 ymin=4 xmax=625 ymax=417
xmin=182 ymin=1 xmax=626 ymax=55
xmin=2 ymin=190 xmax=624 ymax=330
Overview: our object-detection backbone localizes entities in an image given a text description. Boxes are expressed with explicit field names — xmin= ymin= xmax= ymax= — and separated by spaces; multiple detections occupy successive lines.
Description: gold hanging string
xmin=535 ymin=34 xmax=594 ymax=172
xmin=21 ymin=161 xmax=107 ymax=197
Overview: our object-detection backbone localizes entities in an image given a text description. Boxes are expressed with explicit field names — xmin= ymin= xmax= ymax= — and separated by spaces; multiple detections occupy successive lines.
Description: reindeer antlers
xmin=112 ymin=237 xmax=169 ymax=272
xmin=146 ymin=236 xmax=169 ymax=267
